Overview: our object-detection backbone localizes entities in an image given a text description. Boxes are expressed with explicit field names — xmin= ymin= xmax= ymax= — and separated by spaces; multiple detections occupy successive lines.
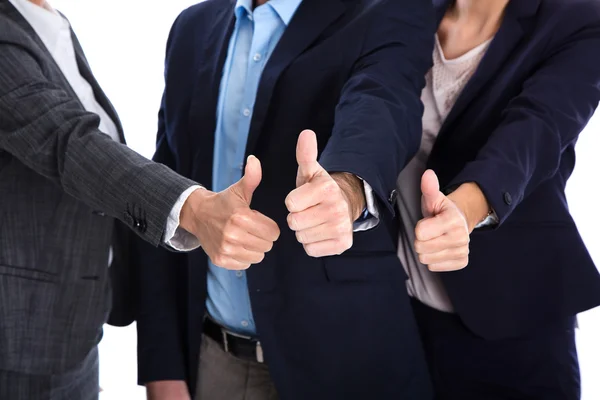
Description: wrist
xmin=179 ymin=187 xmax=209 ymax=234
xmin=331 ymin=173 xmax=366 ymax=221
xmin=447 ymin=182 xmax=490 ymax=233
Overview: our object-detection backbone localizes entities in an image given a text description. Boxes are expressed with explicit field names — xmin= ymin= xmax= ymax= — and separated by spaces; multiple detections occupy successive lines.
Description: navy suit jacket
xmin=429 ymin=0 xmax=600 ymax=340
xmin=136 ymin=0 xmax=435 ymax=398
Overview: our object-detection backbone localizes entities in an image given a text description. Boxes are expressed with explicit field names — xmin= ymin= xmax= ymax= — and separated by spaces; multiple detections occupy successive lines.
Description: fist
xmin=285 ymin=130 xmax=362 ymax=258
xmin=181 ymin=156 xmax=280 ymax=270
xmin=414 ymin=170 xmax=470 ymax=272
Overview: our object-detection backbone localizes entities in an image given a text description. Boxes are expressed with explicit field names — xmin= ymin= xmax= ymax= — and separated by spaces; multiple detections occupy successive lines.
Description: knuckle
xmin=414 ymin=240 xmax=423 ymax=254
xmin=337 ymin=236 xmax=353 ymax=254
xmin=415 ymin=223 xmax=426 ymax=241
xmin=461 ymin=247 xmax=470 ymax=257
xmin=219 ymin=243 xmax=232 ymax=256
xmin=322 ymin=179 xmax=338 ymax=195
xmin=212 ymin=255 xmax=226 ymax=267
xmin=451 ymin=214 xmax=464 ymax=227
xmin=224 ymin=230 xmax=238 ymax=243
xmin=458 ymin=236 xmax=470 ymax=247
xmin=287 ymin=213 xmax=297 ymax=230
xmin=296 ymin=231 xmax=306 ymax=244
xmin=304 ymin=245 xmax=319 ymax=258
xmin=265 ymin=241 xmax=274 ymax=253
xmin=254 ymin=253 xmax=266 ymax=264
xmin=427 ymin=264 xmax=440 ymax=272
xmin=285 ymin=196 xmax=297 ymax=212
xmin=230 ymin=211 xmax=247 ymax=226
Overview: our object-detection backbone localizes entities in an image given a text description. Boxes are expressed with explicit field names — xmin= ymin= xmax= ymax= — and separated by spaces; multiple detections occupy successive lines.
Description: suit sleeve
xmin=319 ymin=0 xmax=435 ymax=216
xmin=136 ymin=15 xmax=192 ymax=386
xmin=0 ymin=25 xmax=197 ymax=246
xmin=446 ymin=10 xmax=600 ymax=225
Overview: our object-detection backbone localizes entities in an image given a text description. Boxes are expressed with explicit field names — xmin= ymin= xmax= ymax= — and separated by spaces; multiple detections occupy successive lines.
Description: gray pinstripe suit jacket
xmin=0 ymin=0 xmax=196 ymax=375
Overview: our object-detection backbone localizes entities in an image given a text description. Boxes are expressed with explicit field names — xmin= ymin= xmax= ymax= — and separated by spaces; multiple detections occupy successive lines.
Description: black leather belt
xmin=203 ymin=317 xmax=265 ymax=363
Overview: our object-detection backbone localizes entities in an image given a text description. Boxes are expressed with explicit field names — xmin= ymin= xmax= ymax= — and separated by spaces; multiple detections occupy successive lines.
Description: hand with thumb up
xmin=414 ymin=170 xmax=470 ymax=272
xmin=179 ymin=155 xmax=280 ymax=270
xmin=285 ymin=130 xmax=366 ymax=258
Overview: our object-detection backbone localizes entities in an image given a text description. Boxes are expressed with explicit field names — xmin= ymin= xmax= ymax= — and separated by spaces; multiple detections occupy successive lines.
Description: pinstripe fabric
xmin=0 ymin=0 xmax=198 ymax=388
xmin=0 ymin=347 xmax=99 ymax=400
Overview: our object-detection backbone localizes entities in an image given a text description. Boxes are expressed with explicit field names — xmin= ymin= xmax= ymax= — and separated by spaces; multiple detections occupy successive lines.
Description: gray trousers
xmin=0 ymin=347 xmax=99 ymax=400
xmin=196 ymin=334 xmax=279 ymax=400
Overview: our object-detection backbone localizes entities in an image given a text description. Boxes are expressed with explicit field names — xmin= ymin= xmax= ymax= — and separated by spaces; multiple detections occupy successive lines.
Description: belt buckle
xmin=256 ymin=341 xmax=264 ymax=363
xmin=219 ymin=325 xmax=263 ymax=363
xmin=221 ymin=329 xmax=229 ymax=353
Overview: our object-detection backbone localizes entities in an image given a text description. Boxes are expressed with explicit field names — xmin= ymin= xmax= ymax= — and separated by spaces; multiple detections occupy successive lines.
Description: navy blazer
xmin=428 ymin=0 xmax=600 ymax=340
xmin=135 ymin=0 xmax=435 ymax=398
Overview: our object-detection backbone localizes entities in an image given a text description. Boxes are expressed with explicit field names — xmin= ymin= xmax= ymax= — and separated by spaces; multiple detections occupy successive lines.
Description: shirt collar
xmin=235 ymin=0 xmax=303 ymax=26
xmin=8 ymin=0 xmax=68 ymax=53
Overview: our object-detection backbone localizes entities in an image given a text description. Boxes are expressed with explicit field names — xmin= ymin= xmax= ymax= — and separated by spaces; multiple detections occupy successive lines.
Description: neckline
xmin=435 ymin=34 xmax=493 ymax=64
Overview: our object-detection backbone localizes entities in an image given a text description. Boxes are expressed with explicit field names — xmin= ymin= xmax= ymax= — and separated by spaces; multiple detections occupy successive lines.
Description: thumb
xmin=296 ymin=130 xmax=323 ymax=184
xmin=421 ymin=169 xmax=445 ymax=218
xmin=234 ymin=155 xmax=262 ymax=204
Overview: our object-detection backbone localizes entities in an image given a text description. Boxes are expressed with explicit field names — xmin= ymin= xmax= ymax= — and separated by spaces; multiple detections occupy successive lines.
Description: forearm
xmin=331 ymin=172 xmax=366 ymax=222
xmin=0 ymin=43 xmax=197 ymax=245
xmin=320 ymin=1 xmax=433 ymax=216
xmin=447 ymin=182 xmax=491 ymax=233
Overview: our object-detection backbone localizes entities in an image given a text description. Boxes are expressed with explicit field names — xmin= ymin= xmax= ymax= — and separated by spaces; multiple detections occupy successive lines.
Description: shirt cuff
xmin=474 ymin=208 xmax=499 ymax=229
xmin=353 ymin=179 xmax=380 ymax=232
xmin=164 ymin=185 xmax=203 ymax=251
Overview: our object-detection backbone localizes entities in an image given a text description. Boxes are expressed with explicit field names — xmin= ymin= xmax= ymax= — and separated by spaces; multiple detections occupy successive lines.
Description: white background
xmin=48 ymin=1 xmax=600 ymax=399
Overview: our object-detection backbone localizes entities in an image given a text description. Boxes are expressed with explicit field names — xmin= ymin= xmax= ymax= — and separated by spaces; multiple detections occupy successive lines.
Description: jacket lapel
xmin=70 ymin=30 xmax=126 ymax=143
xmin=435 ymin=0 xmax=541 ymax=142
xmin=0 ymin=0 xmax=46 ymax=51
xmin=187 ymin=2 xmax=236 ymax=189
xmin=244 ymin=0 xmax=346 ymax=157
xmin=1 ymin=1 xmax=126 ymax=143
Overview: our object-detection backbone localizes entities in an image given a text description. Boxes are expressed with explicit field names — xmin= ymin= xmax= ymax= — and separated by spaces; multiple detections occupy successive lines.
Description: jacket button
xmin=92 ymin=210 xmax=106 ymax=217
xmin=503 ymin=192 xmax=513 ymax=205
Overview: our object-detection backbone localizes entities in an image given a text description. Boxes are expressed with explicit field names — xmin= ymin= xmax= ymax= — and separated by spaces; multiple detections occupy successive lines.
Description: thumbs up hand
xmin=180 ymin=155 xmax=280 ymax=270
xmin=414 ymin=170 xmax=470 ymax=272
xmin=286 ymin=130 xmax=365 ymax=258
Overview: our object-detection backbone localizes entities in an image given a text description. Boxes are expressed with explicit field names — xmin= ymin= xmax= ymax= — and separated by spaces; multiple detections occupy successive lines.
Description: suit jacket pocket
xmin=0 ymin=264 xmax=58 ymax=283
xmin=323 ymin=252 xmax=406 ymax=283
xmin=0 ymin=266 xmax=109 ymax=375
xmin=0 ymin=267 xmax=58 ymax=373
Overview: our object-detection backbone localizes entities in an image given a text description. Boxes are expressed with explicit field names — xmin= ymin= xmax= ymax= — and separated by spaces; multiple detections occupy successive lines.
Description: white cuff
xmin=353 ymin=179 xmax=380 ymax=232
xmin=164 ymin=185 xmax=203 ymax=251
xmin=474 ymin=208 xmax=499 ymax=229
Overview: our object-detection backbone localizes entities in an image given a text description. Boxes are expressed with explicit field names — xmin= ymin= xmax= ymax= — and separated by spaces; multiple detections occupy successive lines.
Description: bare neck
xmin=27 ymin=0 xmax=53 ymax=11
xmin=255 ymin=0 xmax=269 ymax=7
xmin=449 ymin=0 xmax=509 ymax=29
xmin=438 ymin=0 xmax=508 ymax=59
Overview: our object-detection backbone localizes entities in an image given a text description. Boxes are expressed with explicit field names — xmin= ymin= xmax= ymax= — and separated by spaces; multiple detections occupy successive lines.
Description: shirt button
xmin=243 ymin=108 xmax=251 ymax=117
xmin=253 ymin=53 xmax=262 ymax=62
xmin=241 ymin=320 xmax=249 ymax=327
xmin=236 ymin=271 xmax=243 ymax=278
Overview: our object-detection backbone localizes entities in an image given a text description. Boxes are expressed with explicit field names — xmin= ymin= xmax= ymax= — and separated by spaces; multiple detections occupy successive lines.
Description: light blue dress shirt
xmin=207 ymin=0 xmax=304 ymax=336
